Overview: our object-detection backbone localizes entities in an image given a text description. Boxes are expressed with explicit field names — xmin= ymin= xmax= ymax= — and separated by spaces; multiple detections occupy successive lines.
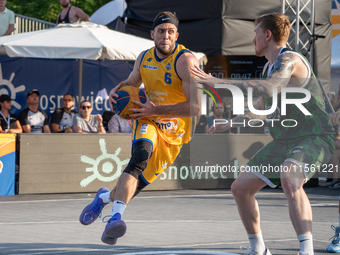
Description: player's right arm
xmin=208 ymin=97 xmax=266 ymax=135
xmin=109 ymin=52 xmax=144 ymax=109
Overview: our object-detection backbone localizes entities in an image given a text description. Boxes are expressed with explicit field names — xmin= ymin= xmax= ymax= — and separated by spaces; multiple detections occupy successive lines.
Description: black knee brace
xmin=123 ymin=140 xmax=153 ymax=179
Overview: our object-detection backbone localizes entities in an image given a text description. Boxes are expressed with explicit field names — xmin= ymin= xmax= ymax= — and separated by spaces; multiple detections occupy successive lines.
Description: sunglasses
xmin=81 ymin=105 xmax=92 ymax=109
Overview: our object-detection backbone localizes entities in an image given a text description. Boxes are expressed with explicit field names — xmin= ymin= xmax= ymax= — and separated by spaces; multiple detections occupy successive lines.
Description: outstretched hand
xmin=129 ymin=91 xmax=156 ymax=119
xmin=109 ymin=81 xmax=125 ymax=110
xmin=190 ymin=65 xmax=224 ymax=87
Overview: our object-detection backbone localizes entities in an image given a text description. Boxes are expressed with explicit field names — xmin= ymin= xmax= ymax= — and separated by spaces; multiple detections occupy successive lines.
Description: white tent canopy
xmin=0 ymin=22 xmax=205 ymax=61
xmin=0 ymin=23 xmax=154 ymax=60
xmin=0 ymin=22 xmax=205 ymax=102
xmin=90 ymin=0 xmax=127 ymax=26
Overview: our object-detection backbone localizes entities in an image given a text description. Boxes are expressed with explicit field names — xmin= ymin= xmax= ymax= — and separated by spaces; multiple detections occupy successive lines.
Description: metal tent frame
xmin=281 ymin=0 xmax=334 ymax=113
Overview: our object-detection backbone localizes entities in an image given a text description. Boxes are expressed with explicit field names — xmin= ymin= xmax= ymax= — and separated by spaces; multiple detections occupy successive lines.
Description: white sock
xmin=298 ymin=234 xmax=313 ymax=255
xmin=111 ymin=200 xmax=127 ymax=217
xmin=338 ymin=213 xmax=340 ymax=227
xmin=248 ymin=231 xmax=265 ymax=254
xmin=99 ymin=190 xmax=112 ymax=204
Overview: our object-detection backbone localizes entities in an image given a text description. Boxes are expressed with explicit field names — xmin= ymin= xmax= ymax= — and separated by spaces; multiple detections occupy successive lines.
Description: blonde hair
xmin=255 ymin=13 xmax=291 ymax=45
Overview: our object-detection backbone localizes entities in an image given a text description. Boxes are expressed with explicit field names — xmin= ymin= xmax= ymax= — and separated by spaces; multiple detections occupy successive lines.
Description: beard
xmin=61 ymin=3 xmax=70 ymax=8
xmin=155 ymin=43 xmax=174 ymax=56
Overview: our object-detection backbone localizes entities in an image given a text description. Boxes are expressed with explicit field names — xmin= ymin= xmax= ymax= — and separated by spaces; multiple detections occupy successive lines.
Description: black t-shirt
xmin=195 ymin=115 xmax=208 ymax=133
xmin=50 ymin=108 xmax=77 ymax=131
xmin=19 ymin=108 xmax=49 ymax=133
xmin=0 ymin=112 xmax=18 ymax=130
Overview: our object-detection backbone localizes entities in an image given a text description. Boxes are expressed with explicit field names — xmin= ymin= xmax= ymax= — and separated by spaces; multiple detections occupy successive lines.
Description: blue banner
xmin=0 ymin=56 xmax=134 ymax=117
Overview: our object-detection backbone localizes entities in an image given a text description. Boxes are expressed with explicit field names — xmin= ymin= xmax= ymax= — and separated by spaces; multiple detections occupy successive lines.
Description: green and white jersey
xmin=262 ymin=47 xmax=336 ymax=140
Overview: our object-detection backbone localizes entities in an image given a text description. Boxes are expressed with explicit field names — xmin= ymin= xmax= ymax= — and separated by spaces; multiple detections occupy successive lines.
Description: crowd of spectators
xmin=0 ymin=90 xmax=133 ymax=135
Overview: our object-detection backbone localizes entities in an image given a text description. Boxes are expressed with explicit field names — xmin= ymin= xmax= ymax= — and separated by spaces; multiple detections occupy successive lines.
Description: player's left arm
xmin=130 ymin=52 xmax=202 ymax=118
xmin=192 ymin=53 xmax=300 ymax=98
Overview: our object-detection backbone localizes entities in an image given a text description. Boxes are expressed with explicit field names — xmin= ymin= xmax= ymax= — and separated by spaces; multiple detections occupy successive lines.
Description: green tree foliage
xmin=6 ymin=0 xmax=111 ymax=23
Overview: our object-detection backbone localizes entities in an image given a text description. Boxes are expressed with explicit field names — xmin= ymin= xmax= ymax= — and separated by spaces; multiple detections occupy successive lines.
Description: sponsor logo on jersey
xmin=143 ymin=65 xmax=158 ymax=70
xmin=147 ymin=58 xmax=153 ymax=62
xmin=152 ymin=117 xmax=179 ymax=133
xmin=140 ymin=123 xmax=148 ymax=134
xmin=165 ymin=62 xmax=172 ymax=71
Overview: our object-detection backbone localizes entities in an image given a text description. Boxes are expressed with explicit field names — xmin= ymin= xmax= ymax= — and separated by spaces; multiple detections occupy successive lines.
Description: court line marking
xmin=310 ymin=203 xmax=339 ymax=207
xmin=9 ymin=251 xmax=238 ymax=255
xmin=8 ymin=247 xmax=129 ymax=255
xmin=0 ymin=239 xmax=279 ymax=255
xmin=7 ymin=237 xmax=325 ymax=255
xmin=112 ymin=251 xmax=239 ymax=255
xmin=0 ymin=191 xmax=337 ymax=204
xmin=0 ymin=220 xmax=336 ymax=225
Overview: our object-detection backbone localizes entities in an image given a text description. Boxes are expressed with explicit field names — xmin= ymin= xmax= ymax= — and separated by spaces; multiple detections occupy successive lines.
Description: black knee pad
xmin=123 ymin=140 xmax=153 ymax=179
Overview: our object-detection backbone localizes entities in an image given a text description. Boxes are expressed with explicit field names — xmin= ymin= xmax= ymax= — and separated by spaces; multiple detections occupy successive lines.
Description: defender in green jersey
xmin=192 ymin=13 xmax=336 ymax=255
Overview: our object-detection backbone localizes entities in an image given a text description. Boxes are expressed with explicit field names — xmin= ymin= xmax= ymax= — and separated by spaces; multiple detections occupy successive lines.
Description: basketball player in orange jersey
xmin=79 ymin=11 xmax=202 ymax=245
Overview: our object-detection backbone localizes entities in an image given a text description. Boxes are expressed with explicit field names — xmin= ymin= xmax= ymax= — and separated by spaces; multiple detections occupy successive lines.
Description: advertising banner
xmin=0 ymin=56 xmax=134 ymax=118
xmin=0 ymin=134 xmax=16 ymax=196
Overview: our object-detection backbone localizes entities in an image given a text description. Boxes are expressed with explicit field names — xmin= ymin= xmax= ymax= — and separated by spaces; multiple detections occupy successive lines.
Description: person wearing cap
xmin=50 ymin=93 xmax=77 ymax=133
xmin=79 ymin=11 xmax=201 ymax=245
xmin=0 ymin=94 xmax=22 ymax=133
xmin=18 ymin=89 xmax=51 ymax=133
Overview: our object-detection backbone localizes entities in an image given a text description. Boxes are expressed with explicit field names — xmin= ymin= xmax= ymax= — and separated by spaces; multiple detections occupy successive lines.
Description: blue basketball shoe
xmin=79 ymin=187 xmax=110 ymax=225
xmin=101 ymin=232 xmax=118 ymax=245
xmin=327 ymin=225 xmax=340 ymax=253
xmin=101 ymin=213 xmax=127 ymax=244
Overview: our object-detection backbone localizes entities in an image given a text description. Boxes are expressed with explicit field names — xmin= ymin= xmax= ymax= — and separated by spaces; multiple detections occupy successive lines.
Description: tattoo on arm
xmin=218 ymin=54 xmax=297 ymax=97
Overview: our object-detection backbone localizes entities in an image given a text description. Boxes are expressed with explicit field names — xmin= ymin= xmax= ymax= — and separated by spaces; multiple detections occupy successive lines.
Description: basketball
xmin=113 ymin=86 xmax=146 ymax=119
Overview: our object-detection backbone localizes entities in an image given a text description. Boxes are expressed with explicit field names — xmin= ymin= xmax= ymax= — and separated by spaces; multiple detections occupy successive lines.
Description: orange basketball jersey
xmin=139 ymin=43 xmax=196 ymax=145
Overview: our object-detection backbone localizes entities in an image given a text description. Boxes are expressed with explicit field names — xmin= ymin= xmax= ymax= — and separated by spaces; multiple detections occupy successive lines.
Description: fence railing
xmin=14 ymin=14 xmax=56 ymax=34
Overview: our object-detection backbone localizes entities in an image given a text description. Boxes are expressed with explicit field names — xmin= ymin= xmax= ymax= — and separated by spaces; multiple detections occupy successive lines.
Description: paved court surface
xmin=0 ymin=182 xmax=339 ymax=255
